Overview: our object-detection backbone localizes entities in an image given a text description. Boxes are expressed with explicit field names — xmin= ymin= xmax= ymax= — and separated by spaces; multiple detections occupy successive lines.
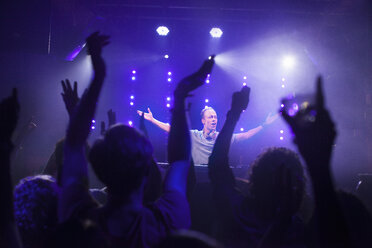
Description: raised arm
xmin=137 ymin=108 xmax=170 ymax=132
xmin=164 ymin=57 xmax=214 ymax=195
xmin=0 ymin=89 xmax=22 ymax=248
xmin=234 ymin=112 xmax=278 ymax=142
xmin=59 ymin=32 xmax=109 ymax=222
xmin=281 ymin=77 xmax=350 ymax=247
xmin=209 ymin=86 xmax=250 ymax=188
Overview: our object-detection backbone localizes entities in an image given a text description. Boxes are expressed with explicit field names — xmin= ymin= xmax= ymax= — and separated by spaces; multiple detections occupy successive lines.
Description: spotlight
xmin=282 ymin=56 xmax=295 ymax=69
xmin=167 ymin=78 xmax=172 ymax=82
xmin=92 ymin=120 xmax=96 ymax=123
xmin=243 ymin=82 xmax=247 ymax=86
xmin=210 ymin=27 xmax=223 ymax=38
xmin=206 ymin=79 xmax=210 ymax=84
xmin=131 ymin=76 xmax=136 ymax=81
xmin=280 ymin=130 xmax=284 ymax=134
xmin=91 ymin=126 xmax=96 ymax=130
xmin=240 ymin=128 xmax=244 ymax=132
xmin=166 ymin=97 xmax=171 ymax=101
xmin=280 ymin=104 xmax=284 ymax=108
xmin=164 ymin=54 xmax=169 ymax=59
xmin=156 ymin=26 xmax=169 ymax=36
xmin=280 ymin=136 xmax=284 ymax=140
xmin=166 ymin=103 xmax=171 ymax=108
xmin=130 ymin=95 xmax=134 ymax=100
xmin=205 ymin=99 xmax=209 ymax=103
xmin=130 ymin=102 xmax=134 ymax=106
xmin=132 ymin=70 xmax=136 ymax=74
xmin=65 ymin=43 xmax=86 ymax=61
xmin=281 ymin=84 xmax=285 ymax=88
xmin=281 ymin=77 xmax=285 ymax=82
xmin=168 ymin=72 xmax=172 ymax=76
xmin=128 ymin=121 xmax=133 ymax=126
xmin=243 ymin=76 xmax=247 ymax=80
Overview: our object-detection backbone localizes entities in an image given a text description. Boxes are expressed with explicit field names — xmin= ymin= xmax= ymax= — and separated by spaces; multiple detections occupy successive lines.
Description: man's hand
xmin=86 ymin=32 xmax=110 ymax=79
xmin=231 ymin=86 xmax=250 ymax=114
xmin=174 ymin=56 xmax=215 ymax=98
xmin=101 ymin=109 xmax=117 ymax=135
xmin=61 ymin=79 xmax=79 ymax=117
xmin=0 ymin=88 xmax=20 ymax=142
xmin=263 ymin=112 xmax=279 ymax=126
xmin=281 ymin=76 xmax=336 ymax=167
xmin=137 ymin=108 xmax=154 ymax=122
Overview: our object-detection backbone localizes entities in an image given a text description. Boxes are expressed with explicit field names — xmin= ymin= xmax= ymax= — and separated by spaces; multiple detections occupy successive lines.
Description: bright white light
xmin=166 ymin=97 xmax=171 ymax=101
xmin=280 ymin=136 xmax=284 ymax=140
xmin=207 ymin=74 xmax=210 ymax=78
xmin=166 ymin=103 xmax=170 ymax=108
xmin=281 ymin=84 xmax=285 ymax=88
xmin=156 ymin=26 xmax=169 ymax=36
xmin=167 ymin=78 xmax=172 ymax=82
xmin=130 ymin=102 xmax=134 ymax=106
xmin=132 ymin=70 xmax=136 ymax=74
xmin=128 ymin=121 xmax=133 ymax=126
xmin=164 ymin=54 xmax=169 ymax=59
xmin=280 ymin=130 xmax=284 ymax=134
xmin=206 ymin=79 xmax=210 ymax=84
xmin=240 ymin=128 xmax=244 ymax=132
xmin=243 ymin=82 xmax=247 ymax=86
xmin=91 ymin=126 xmax=95 ymax=130
xmin=282 ymin=56 xmax=296 ymax=69
xmin=168 ymin=72 xmax=172 ymax=76
xmin=243 ymin=76 xmax=247 ymax=80
xmin=92 ymin=120 xmax=96 ymax=123
xmin=130 ymin=95 xmax=134 ymax=99
xmin=282 ymin=77 xmax=286 ymax=82
xmin=281 ymin=104 xmax=284 ymax=108
xmin=131 ymin=76 xmax=136 ymax=81
xmin=210 ymin=27 xmax=223 ymax=38
xmin=205 ymin=99 xmax=209 ymax=103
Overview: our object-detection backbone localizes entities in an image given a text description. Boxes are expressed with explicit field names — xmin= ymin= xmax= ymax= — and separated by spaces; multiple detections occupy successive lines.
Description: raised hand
xmin=0 ymin=88 xmax=20 ymax=142
xmin=61 ymin=79 xmax=79 ymax=117
xmin=137 ymin=108 xmax=154 ymax=122
xmin=86 ymin=32 xmax=110 ymax=79
xmin=107 ymin=109 xmax=116 ymax=127
xmin=263 ymin=112 xmax=279 ymax=126
xmin=231 ymin=86 xmax=250 ymax=113
xmin=174 ymin=55 xmax=215 ymax=98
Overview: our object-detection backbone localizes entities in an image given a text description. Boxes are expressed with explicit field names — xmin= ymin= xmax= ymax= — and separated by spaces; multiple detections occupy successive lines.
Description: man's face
xmin=202 ymin=109 xmax=218 ymax=132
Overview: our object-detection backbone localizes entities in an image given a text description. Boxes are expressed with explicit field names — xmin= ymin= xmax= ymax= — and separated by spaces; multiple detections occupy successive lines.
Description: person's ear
xmin=202 ymin=118 xmax=206 ymax=125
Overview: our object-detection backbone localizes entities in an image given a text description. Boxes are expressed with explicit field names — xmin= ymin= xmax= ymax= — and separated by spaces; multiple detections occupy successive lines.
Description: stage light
xmin=128 ymin=121 xmax=133 ymax=126
xmin=280 ymin=136 xmax=284 ymax=140
xmin=168 ymin=72 xmax=172 ymax=76
xmin=167 ymin=78 xmax=172 ymax=82
xmin=130 ymin=95 xmax=134 ymax=100
xmin=91 ymin=126 xmax=96 ymax=130
xmin=156 ymin=26 xmax=169 ymax=36
xmin=65 ymin=43 xmax=86 ymax=61
xmin=166 ymin=96 xmax=171 ymax=101
xmin=243 ymin=76 xmax=247 ymax=80
xmin=206 ymin=79 xmax=210 ymax=84
xmin=166 ymin=103 xmax=171 ymax=108
xmin=130 ymin=102 xmax=134 ymax=106
xmin=282 ymin=77 xmax=285 ymax=82
xmin=280 ymin=130 xmax=284 ymax=134
xmin=132 ymin=70 xmax=136 ymax=74
xmin=164 ymin=54 xmax=169 ymax=59
xmin=281 ymin=104 xmax=284 ymax=108
xmin=210 ymin=28 xmax=223 ymax=38
xmin=205 ymin=99 xmax=209 ymax=103
xmin=207 ymin=74 xmax=210 ymax=78
xmin=240 ymin=128 xmax=244 ymax=132
xmin=131 ymin=76 xmax=136 ymax=81
xmin=281 ymin=84 xmax=285 ymax=88
xmin=205 ymin=105 xmax=208 ymax=108
xmin=282 ymin=56 xmax=295 ymax=69
xmin=92 ymin=120 xmax=96 ymax=123
xmin=243 ymin=82 xmax=247 ymax=86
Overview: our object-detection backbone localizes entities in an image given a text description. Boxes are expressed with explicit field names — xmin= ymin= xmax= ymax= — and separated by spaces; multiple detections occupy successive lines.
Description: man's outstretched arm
xmin=137 ymin=108 xmax=170 ymax=132
xmin=234 ymin=112 xmax=278 ymax=142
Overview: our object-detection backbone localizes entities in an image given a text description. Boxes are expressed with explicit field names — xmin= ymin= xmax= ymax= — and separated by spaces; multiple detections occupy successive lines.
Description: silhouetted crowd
xmin=1 ymin=32 xmax=372 ymax=248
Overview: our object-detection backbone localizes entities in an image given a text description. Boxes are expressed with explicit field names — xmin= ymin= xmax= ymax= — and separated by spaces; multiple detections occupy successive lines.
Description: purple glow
xmin=91 ymin=126 xmax=96 ymax=130
xmin=130 ymin=95 xmax=135 ymax=99
xmin=282 ymin=56 xmax=296 ymax=69
xmin=164 ymin=54 xmax=169 ymax=59
xmin=280 ymin=136 xmax=284 ymax=140
xmin=130 ymin=102 xmax=134 ymax=106
xmin=168 ymin=72 xmax=172 ymax=76
xmin=243 ymin=76 xmax=247 ymax=80
xmin=166 ymin=97 xmax=171 ymax=101
xmin=166 ymin=103 xmax=171 ymax=108
xmin=65 ymin=43 xmax=86 ymax=61
xmin=243 ymin=82 xmax=247 ymax=86
xmin=205 ymin=99 xmax=209 ymax=103
xmin=240 ymin=128 xmax=244 ymax=131
xmin=132 ymin=70 xmax=136 ymax=74
xmin=131 ymin=76 xmax=136 ymax=81
xmin=92 ymin=120 xmax=96 ymax=123
xmin=281 ymin=104 xmax=284 ymax=108
xmin=167 ymin=78 xmax=172 ymax=82
xmin=207 ymin=74 xmax=210 ymax=78
xmin=156 ymin=26 xmax=170 ymax=36
xmin=288 ymin=109 xmax=296 ymax=117
xmin=280 ymin=130 xmax=284 ymax=134
xmin=282 ymin=77 xmax=286 ymax=82
xmin=293 ymin=103 xmax=299 ymax=111
xmin=128 ymin=121 xmax=133 ymax=126
xmin=281 ymin=84 xmax=285 ymax=88
xmin=210 ymin=27 xmax=223 ymax=38
xmin=206 ymin=79 xmax=210 ymax=84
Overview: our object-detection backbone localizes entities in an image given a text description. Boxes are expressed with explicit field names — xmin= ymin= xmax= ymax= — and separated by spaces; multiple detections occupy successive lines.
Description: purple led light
xmin=280 ymin=136 xmax=284 ymax=140
xmin=92 ymin=120 xmax=96 ymax=123
xmin=205 ymin=99 xmax=209 ymax=103
xmin=130 ymin=95 xmax=134 ymax=100
xmin=282 ymin=77 xmax=285 ymax=82
xmin=130 ymin=102 xmax=134 ymax=106
xmin=206 ymin=79 xmax=210 ymax=84
xmin=156 ymin=26 xmax=170 ymax=36
xmin=280 ymin=130 xmax=284 ymax=134
xmin=166 ymin=103 xmax=171 ymax=108
xmin=128 ymin=121 xmax=133 ymax=126
xmin=243 ymin=82 xmax=247 ymax=86
xmin=164 ymin=54 xmax=169 ymax=59
xmin=167 ymin=78 xmax=172 ymax=82
xmin=131 ymin=76 xmax=136 ymax=81
xmin=168 ymin=72 xmax=172 ymax=76
xmin=91 ymin=126 xmax=96 ymax=130
xmin=281 ymin=84 xmax=285 ymax=88
xmin=132 ymin=70 xmax=136 ymax=74
xmin=243 ymin=76 xmax=247 ymax=80
xmin=281 ymin=104 xmax=284 ymax=108
xmin=166 ymin=97 xmax=171 ymax=101
xmin=240 ymin=128 xmax=244 ymax=132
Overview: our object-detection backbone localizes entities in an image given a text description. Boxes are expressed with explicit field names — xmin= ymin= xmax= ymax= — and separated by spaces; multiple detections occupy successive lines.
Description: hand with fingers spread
xmin=174 ymin=55 xmax=215 ymax=99
xmin=61 ymin=79 xmax=80 ymax=117
xmin=137 ymin=108 xmax=154 ymax=122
